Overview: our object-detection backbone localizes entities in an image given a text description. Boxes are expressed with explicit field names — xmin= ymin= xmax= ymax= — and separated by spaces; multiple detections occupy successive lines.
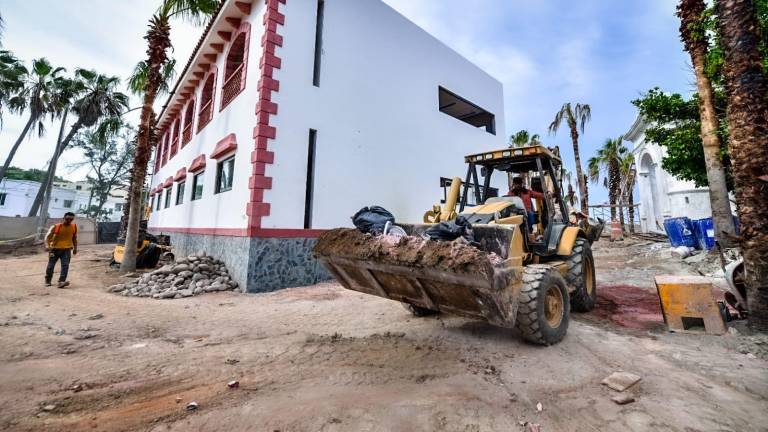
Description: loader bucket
xmin=313 ymin=225 xmax=523 ymax=328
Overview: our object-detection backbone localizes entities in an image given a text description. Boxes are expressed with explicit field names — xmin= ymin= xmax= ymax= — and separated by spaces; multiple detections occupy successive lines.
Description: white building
xmin=147 ymin=0 xmax=506 ymax=292
xmin=624 ymin=115 xmax=713 ymax=233
xmin=0 ymin=178 xmax=125 ymax=222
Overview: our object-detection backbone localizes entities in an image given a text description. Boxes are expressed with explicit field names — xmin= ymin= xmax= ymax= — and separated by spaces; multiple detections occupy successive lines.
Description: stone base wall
xmin=164 ymin=232 xmax=251 ymax=292
xmin=157 ymin=232 xmax=330 ymax=293
xmin=247 ymin=237 xmax=331 ymax=293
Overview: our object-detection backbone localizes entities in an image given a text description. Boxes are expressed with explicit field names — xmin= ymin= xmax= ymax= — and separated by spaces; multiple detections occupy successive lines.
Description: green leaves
xmin=632 ymin=88 xmax=731 ymax=189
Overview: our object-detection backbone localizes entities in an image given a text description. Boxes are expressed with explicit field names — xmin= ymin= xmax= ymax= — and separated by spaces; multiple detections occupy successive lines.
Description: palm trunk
xmin=678 ymin=0 xmax=738 ymax=247
xmin=0 ymin=113 xmax=35 ymax=183
xmin=569 ymin=126 xmax=588 ymax=214
xmin=121 ymin=15 xmax=170 ymax=273
xmin=35 ymin=110 xmax=69 ymax=240
xmin=627 ymin=170 xmax=636 ymax=234
xmin=717 ymin=0 xmax=768 ymax=331
xmin=28 ymin=119 xmax=83 ymax=217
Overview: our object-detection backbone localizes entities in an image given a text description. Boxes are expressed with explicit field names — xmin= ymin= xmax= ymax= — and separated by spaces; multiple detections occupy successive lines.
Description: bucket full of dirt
xmin=313 ymin=226 xmax=520 ymax=328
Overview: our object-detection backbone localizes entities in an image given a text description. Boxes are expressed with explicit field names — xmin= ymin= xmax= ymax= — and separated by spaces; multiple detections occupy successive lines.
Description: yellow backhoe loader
xmin=314 ymin=145 xmax=604 ymax=345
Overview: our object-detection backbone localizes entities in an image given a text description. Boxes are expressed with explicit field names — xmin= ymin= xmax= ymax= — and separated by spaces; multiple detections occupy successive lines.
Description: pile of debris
xmin=108 ymin=252 xmax=240 ymax=299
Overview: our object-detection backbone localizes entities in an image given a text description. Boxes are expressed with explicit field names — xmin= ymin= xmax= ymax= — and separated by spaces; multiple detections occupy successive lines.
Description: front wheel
xmin=516 ymin=265 xmax=570 ymax=345
xmin=564 ymin=238 xmax=596 ymax=312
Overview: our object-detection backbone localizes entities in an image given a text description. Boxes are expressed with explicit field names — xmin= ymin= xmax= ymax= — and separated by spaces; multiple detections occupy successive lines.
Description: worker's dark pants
xmin=45 ymin=249 xmax=72 ymax=283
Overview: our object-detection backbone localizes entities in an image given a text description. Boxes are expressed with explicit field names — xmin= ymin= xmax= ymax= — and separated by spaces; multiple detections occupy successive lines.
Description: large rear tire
xmin=564 ymin=238 xmax=597 ymax=312
xmin=516 ymin=265 xmax=570 ymax=345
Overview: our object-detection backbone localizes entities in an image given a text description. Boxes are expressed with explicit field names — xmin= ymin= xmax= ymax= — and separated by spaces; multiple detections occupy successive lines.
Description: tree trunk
xmin=678 ymin=0 xmax=738 ymax=247
xmin=0 ymin=114 xmax=35 ymax=183
xmin=569 ymin=126 xmax=588 ymax=214
xmin=717 ymin=0 xmax=768 ymax=331
xmin=27 ymin=120 xmax=83 ymax=217
xmin=35 ymin=110 xmax=69 ymax=240
xmin=121 ymin=15 xmax=170 ymax=273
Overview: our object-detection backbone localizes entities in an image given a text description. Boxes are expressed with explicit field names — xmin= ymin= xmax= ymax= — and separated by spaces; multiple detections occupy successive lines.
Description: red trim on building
xmin=189 ymin=154 xmax=207 ymax=173
xmin=147 ymin=227 xmax=326 ymax=238
xmin=210 ymin=133 xmax=238 ymax=159
xmin=174 ymin=167 xmax=187 ymax=181
xmin=246 ymin=0 xmax=287 ymax=235
xmin=163 ymin=177 xmax=174 ymax=188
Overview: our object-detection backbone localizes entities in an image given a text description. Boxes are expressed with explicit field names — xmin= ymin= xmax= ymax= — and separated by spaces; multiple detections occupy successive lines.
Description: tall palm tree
xmin=508 ymin=129 xmax=542 ymax=148
xmin=587 ymin=136 xmax=628 ymax=224
xmin=0 ymin=58 xmax=66 ymax=183
xmin=619 ymin=153 xmax=637 ymax=234
xmin=28 ymin=69 xmax=129 ymax=217
xmin=121 ymin=0 xmax=218 ymax=273
xmin=0 ymin=50 xmax=26 ymax=128
xmin=548 ymin=103 xmax=591 ymax=214
xmin=562 ymin=168 xmax=578 ymax=209
xmin=677 ymin=0 xmax=738 ymax=247
xmin=716 ymin=0 xmax=768 ymax=331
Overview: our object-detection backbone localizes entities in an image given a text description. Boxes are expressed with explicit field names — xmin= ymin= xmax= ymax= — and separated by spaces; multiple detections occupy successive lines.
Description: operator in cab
xmin=507 ymin=177 xmax=544 ymax=232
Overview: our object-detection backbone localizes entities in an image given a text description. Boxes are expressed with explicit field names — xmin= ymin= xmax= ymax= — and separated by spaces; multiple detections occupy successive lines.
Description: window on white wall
xmin=192 ymin=172 xmax=205 ymax=200
xmin=304 ymin=129 xmax=317 ymax=229
xmin=156 ymin=192 xmax=163 ymax=210
xmin=63 ymin=200 xmax=74 ymax=209
xmin=0 ymin=192 xmax=6 ymax=206
xmin=164 ymin=188 xmax=172 ymax=208
xmin=215 ymin=157 xmax=235 ymax=193
xmin=176 ymin=182 xmax=185 ymax=205
xmin=438 ymin=87 xmax=496 ymax=135
xmin=312 ymin=0 xmax=325 ymax=87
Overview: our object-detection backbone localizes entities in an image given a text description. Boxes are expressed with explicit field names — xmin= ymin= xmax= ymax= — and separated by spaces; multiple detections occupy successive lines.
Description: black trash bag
xmin=425 ymin=216 xmax=475 ymax=243
xmin=352 ymin=206 xmax=395 ymax=235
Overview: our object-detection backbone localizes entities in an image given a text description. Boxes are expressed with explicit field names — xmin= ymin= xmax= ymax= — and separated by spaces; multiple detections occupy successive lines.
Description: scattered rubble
xmin=611 ymin=394 xmax=636 ymax=405
xmin=186 ymin=401 xmax=198 ymax=412
xmin=107 ymin=252 xmax=241 ymax=299
xmin=601 ymin=371 xmax=642 ymax=392
xmin=227 ymin=380 xmax=239 ymax=389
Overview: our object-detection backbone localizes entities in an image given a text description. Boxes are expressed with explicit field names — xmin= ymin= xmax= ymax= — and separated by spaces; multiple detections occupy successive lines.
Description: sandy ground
xmin=0 ymin=241 xmax=766 ymax=432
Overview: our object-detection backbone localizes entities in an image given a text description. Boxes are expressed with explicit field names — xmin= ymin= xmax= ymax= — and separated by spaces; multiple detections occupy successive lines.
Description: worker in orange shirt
xmin=45 ymin=212 xmax=78 ymax=288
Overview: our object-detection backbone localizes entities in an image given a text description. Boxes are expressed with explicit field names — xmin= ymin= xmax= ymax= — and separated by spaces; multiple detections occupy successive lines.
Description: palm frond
xmin=161 ymin=0 xmax=219 ymax=25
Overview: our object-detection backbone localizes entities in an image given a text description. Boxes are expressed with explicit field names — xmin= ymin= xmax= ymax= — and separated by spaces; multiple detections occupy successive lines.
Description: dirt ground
xmin=1 ymin=240 xmax=766 ymax=432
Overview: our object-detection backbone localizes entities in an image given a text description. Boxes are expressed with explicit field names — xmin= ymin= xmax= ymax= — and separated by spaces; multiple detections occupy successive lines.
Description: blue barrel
xmin=663 ymin=217 xmax=697 ymax=248
xmin=692 ymin=218 xmax=715 ymax=250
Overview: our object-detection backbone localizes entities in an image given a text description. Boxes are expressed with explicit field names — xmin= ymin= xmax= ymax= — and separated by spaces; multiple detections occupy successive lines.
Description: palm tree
xmin=508 ymin=129 xmax=542 ymax=148
xmin=716 ymin=0 xmax=768 ymax=330
xmin=121 ymin=0 xmax=218 ymax=273
xmin=619 ymin=153 xmax=637 ymax=234
xmin=0 ymin=58 xmax=66 ymax=183
xmin=0 ymin=50 xmax=26 ymax=128
xmin=677 ymin=0 xmax=738 ymax=247
xmin=587 ymin=136 xmax=628 ymax=225
xmin=562 ymin=169 xmax=579 ymax=209
xmin=548 ymin=103 xmax=591 ymax=214
xmin=28 ymin=69 xmax=129 ymax=218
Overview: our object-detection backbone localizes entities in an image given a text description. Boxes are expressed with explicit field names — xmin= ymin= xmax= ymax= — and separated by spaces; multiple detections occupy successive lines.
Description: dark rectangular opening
xmin=304 ymin=129 xmax=317 ymax=229
xmin=312 ymin=0 xmax=325 ymax=87
xmin=438 ymin=86 xmax=496 ymax=135
xmin=681 ymin=316 xmax=706 ymax=331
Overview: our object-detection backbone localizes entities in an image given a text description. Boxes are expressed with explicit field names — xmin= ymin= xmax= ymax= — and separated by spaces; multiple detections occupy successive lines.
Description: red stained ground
xmin=593 ymin=285 xmax=665 ymax=330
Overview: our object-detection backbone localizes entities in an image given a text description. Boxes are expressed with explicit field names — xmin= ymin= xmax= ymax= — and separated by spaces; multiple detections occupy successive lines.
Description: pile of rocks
xmin=108 ymin=252 xmax=241 ymax=299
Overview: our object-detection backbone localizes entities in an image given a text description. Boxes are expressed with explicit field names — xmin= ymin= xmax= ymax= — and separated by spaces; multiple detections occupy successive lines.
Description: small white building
xmin=0 ymin=178 xmax=125 ymax=222
xmin=624 ymin=115 xmax=713 ymax=233
xmin=147 ymin=0 xmax=506 ymax=292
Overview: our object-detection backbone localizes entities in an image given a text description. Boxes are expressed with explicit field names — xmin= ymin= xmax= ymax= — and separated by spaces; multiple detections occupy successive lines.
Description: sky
xmin=0 ymin=0 xmax=694 ymax=204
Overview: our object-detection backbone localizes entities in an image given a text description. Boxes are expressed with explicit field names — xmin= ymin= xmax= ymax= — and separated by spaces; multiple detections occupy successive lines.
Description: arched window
xmin=162 ymin=131 xmax=170 ymax=167
xmin=154 ymin=131 xmax=166 ymax=173
xmin=198 ymin=71 xmax=216 ymax=132
xmin=182 ymin=100 xmax=195 ymax=146
xmin=221 ymin=26 xmax=249 ymax=110
xmin=171 ymin=117 xmax=181 ymax=157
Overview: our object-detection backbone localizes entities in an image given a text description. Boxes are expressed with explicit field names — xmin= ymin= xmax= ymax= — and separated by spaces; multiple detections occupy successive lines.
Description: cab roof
xmin=464 ymin=145 xmax=562 ymax=171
